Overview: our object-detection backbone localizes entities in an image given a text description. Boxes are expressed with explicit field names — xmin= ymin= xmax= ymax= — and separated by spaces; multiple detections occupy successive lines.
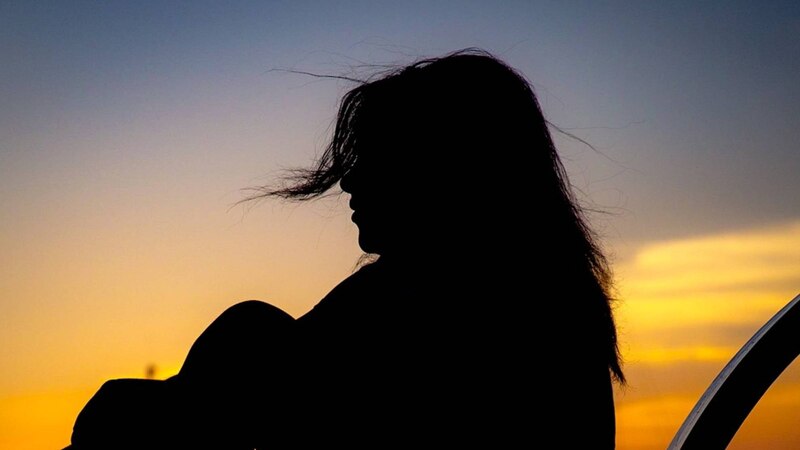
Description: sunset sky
xmin=2 ymin=1 xmax=799 ymax=448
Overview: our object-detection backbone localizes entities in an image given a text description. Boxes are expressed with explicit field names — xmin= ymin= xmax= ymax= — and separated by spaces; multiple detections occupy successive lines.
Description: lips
xmin=349 ymin=198 xmax=361 ymax=223
xmin=348 ymin=197 xmax=376 ymax=224
xmin=349 ymin=197 xmax=364 ymax=215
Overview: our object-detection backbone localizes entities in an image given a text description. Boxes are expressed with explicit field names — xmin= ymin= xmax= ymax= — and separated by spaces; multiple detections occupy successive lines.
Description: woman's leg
xmin=176 ymin=300 xmax=295 ymax=381
xmin=168 ymin=300 xmax=297 ymax=447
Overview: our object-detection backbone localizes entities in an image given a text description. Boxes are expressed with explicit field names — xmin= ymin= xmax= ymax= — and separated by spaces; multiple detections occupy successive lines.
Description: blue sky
xmin=3 ymin=1 xmax=798 ymax=248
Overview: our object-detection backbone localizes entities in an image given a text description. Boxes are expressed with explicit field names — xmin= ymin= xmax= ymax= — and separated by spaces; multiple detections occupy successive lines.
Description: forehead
xmin=353 ymin=110 xmax=404 ymax=149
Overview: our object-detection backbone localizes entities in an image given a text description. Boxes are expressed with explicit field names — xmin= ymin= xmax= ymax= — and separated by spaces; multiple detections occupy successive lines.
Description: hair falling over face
xmin=255 ymin=48 xmax=624 ymax=384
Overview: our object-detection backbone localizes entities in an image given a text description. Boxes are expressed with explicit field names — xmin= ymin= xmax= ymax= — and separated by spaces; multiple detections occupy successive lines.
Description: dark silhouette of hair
xmin=251 ymin=48 xmax=624 ymax=383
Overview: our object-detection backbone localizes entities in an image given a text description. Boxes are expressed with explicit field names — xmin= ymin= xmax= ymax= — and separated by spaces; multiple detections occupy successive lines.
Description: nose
xmin=340 ymin=168 xmax=357 ymax=194
xmin=340 ymin=173 xmax=352 ymax=193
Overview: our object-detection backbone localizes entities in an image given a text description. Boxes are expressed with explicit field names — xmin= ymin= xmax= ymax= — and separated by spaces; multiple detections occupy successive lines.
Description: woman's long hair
xmin=249 ymin=48 xmax=624 ymax=383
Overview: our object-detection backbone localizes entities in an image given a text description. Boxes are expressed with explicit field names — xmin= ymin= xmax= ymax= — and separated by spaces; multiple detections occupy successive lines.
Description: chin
xmin=357 ymin=235 xmax=383 ymax=254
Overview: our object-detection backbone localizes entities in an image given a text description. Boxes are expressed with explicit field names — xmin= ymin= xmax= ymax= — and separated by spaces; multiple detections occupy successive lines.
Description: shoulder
xmin=297 ymin=261 xmax=386 ymax=323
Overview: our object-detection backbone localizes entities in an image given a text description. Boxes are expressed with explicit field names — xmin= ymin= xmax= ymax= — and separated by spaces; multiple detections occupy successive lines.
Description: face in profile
xmin=339 ymin=133 xmax=408 ymax=255
xmin=338 ymin=118 xmax=448 ymax=256
xmin=336 ymin=54 xmax=530 ymax=259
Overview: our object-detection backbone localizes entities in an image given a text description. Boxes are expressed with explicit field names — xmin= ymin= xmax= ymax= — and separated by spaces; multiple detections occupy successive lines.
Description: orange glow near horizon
xmin=614 ymin=220 xmax=800 ymax=449
xmin=0 ymin=390 xmax=90 ymax=450
xmin=2 ymin=219 xmax=800 ymax=448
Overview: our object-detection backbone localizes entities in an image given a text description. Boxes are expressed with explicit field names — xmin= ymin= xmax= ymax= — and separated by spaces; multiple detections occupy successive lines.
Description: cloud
xmin=614 ymin=220 xmax=800 ymax=449
xmin=622 ymin=221 xmax=800 ymax=297
xmin=616 ymin=220 xmax=800 ymax=351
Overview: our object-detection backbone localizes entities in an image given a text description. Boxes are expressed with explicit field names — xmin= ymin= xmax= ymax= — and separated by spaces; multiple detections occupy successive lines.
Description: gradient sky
xmin=2 ymin=1 xmax=799 ymax=448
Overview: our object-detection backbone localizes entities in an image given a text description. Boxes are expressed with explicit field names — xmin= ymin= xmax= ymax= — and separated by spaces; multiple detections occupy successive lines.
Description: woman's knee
xmin=214 ymin=300 xmax=295 ymax=329
xmin=179 ymin=300 xmax=295 ymax=378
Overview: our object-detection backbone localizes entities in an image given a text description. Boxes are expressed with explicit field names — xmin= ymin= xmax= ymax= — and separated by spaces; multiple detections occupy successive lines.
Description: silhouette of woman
xmin=68 ymin=48 xmax=624 ymax=449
